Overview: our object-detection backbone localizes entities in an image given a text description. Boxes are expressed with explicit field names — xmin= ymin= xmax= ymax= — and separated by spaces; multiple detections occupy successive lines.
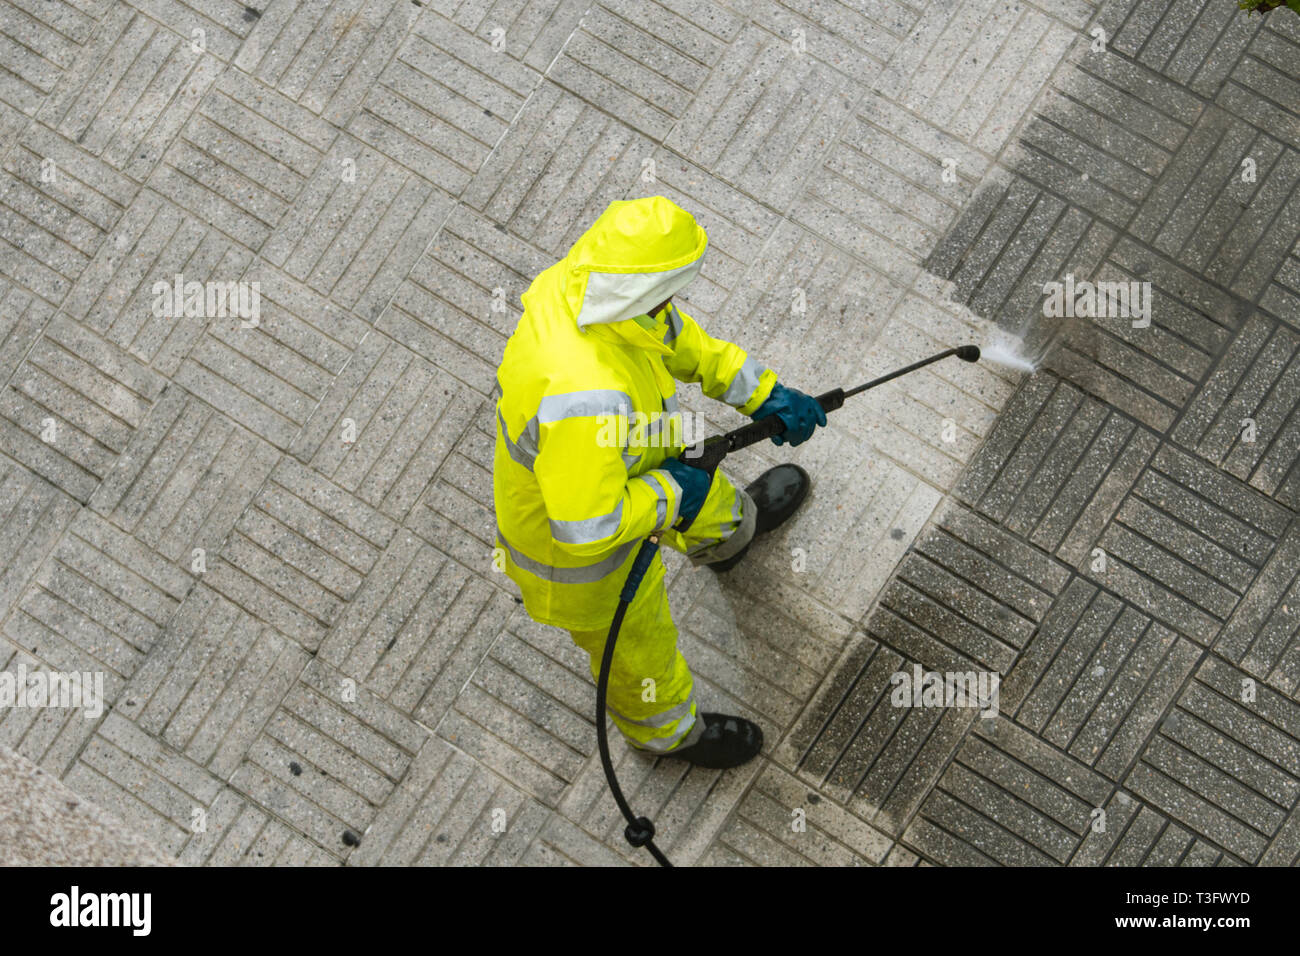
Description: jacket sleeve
xmin=661 ymin=304 xmax=777 ymax=415
xmin=530 ymin=395 xmax=684 ymax=558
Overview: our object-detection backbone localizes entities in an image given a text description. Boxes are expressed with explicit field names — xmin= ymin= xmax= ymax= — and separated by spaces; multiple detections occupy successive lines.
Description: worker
xmin=492 ymin=196 xmax=826 ymax=769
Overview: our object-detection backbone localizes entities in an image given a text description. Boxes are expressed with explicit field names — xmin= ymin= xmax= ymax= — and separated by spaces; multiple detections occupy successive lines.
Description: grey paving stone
xmin=1174 ymin=313 xmax=1300 ymax=506
xmin=1261 ymin=231 xmax=1300 ymax=326
xmin=552 ymin=728 xmax=761 ymax=865
xmin=1013 ymin=99 xmax=1161 ymax=228
xmin=902 ymin=718 xmax=1112 ymax=865
xmin=0 ymin=278 xmax=50 ymax=388
xmin=60 ymin=189 xmax=254 ymax=376
xmin=1218 ymin=17 xmax=1300 ymax=152
xmin=0 ymin=120 xmax=138 ymax=305
xmin=290 ymin=332 xmax=481 ymax=520
xmin=226 ymin=658 xmax=429 ymax=861
xmin=956 ymin=373 xmax=1160 ymax=565
xmin=1088 ymin=443 xmax=1289 ymax=644
xmin=710 ymin=216 xmax=904 ymax=392
xmin=351 ymin=734 xmax=549 ymax=865
xmin=428 ymin=0 xmax=587 ymax=73
xmin=89 ymin=385 xmax=279 ymax=576
xmin=709 ymin=762 xmax=892 ymax=865
xmin=1046 ymin=240 xmax=1243 ymax=433
xmin=1000 ymin=577 xmax=1200 ymax=779
xmin=1262 ymin=774 xmax=1300 ymax=864
xmin=172 ymin=264 xmax=370 ymax=450
xmin=734 ymin=0 xmax=915 ymax=77
xmin=0 ymin=452 xmax=79 ymax=625
xmin=519 ymin=812 xmax=630 ymax=865
xmin=377 ymin=205 xmax=551 ymax=396
xmin=346 ymin=8 xmax=539 ymax=194
xmin=118 ymin=584 xmax=310 ymax=778
xmin=319 ymin=528 xmax=516 ymax=727
xmin=1133 ymin=106 xmax=1300 ymax=297
xmin=1152 ymin=126 xmax=1291 ymax=282
xmin=925 ymin=167 xmax=1015 ymax=281
xmin=663 ymin=23 xmax=861 ymax=211
xmin=870 ymin=503 xmax=1071 ymax=674
xmin=1 ymin=313 xmax=168 ymax=502
xmin=1 ymin=509 xmax=191 ymax=773
xmin=929 ymin=176 xmax=1120 ymax=359
xmin=1124 ymin=655 xmax=1300 ymax=864
xmin=64 ymin=710 xmax=224 ymax=857
xmin=205 ymin=456 xmax=397 ymax=651
xmin=264 ymin=135 xmax=455 ymax=322
xmin=150 ymin=67 xmax=337 ymax=251
xmin=432 ymin=602 xmax=652 ymax=815
xmin=436 ymin=704 xmax=573 ymax=810
xmin=234 ymin=0 xmax=421 ymax=126
xmin=1216 ymin=518 xmax=1300 ymax=698
xmin=1071 ymin=790 xmax=1225 ymax=865
xmin=876 ymin=0 xmax=1075 ymax=157
xmin=788 ymin=90 xmax=990 ymax=285
xmin=547 ymin=0 xmax=741 ymax=141
xmin=0 ymin=740 xmax=175 ymax=866
xmin=399 ymin=391 xmax=517 ymax=593
xmin=0 ymin=0 xmax=112 ymax=122
xmin=778 ymin=630 xmax=979 ymax=837
xmin=0 ymin=638 xmax=104 ymax=779
xmin=39 ymin=2 xmax=221 ymax=183
xmin=122 ymin=0 xmax=263 ymax=63
xmin=1112 ymin=0 xmax=1264 ymax=99
xmin=179 ymin=786 xmax=307 ymax=865
xmin=461 ymin=80 xmax=657 ymax=255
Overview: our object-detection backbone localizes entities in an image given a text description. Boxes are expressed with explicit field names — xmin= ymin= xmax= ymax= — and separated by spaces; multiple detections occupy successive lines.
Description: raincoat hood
xmin=559 ymin=196 xmax=707 ymax=329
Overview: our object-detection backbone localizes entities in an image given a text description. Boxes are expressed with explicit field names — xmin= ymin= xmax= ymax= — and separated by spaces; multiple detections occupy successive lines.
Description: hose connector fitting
xmin=625 ymin=817 xmax=656 ymax=847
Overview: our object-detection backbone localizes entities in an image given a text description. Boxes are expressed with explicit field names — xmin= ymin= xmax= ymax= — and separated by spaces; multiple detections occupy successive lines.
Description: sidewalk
xmin=0 ymin=0 xmax=1297 ymax=865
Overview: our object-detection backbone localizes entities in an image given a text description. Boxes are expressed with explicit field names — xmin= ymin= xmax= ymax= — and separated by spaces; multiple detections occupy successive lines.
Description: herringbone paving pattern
xmin=1 ymin=0 xmax=1297 ymax=866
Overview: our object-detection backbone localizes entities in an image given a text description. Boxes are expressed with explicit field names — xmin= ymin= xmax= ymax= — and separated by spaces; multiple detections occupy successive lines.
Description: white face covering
xmin=572 ymin=258 xmax=703 ymax=329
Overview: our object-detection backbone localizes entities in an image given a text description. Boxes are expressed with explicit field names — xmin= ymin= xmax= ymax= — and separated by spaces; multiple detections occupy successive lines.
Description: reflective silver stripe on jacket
xmin=638 ymin=469 xmax=680 ymax=530
xmin=645 ymin=408 xmax=678 ymax=445
xmin=549 ymin=500 xmax=624 ymax=545
xmin=663 ymin=304 xmax=684 ymax=344
xmin=537 ymin=389 xmax=633 ymax=423
xmin=500 ymin=390 xmax=636 ymax=472
xmin=721 ymin=356 xmax=767 ymax=406
xmin=499 ymin=408 xmax=538 ymax=469
xmin=497 ymin=531 xmax=634 ymax=583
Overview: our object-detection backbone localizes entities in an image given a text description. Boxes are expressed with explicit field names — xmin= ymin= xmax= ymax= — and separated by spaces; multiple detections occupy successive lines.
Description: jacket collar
xmin=583 ymin=313 xmax=674 ymax=356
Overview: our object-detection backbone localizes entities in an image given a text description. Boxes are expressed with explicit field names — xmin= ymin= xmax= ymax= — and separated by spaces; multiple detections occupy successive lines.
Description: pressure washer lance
xmin=596 ymin=345 xmax=981 ymax=867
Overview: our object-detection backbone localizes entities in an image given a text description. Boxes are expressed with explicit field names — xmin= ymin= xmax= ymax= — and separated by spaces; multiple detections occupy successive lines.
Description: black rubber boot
xmin=710 ymin=463 xmax=811 ymax=573
xmin=658 ymin=713 xmax=763 ymax=769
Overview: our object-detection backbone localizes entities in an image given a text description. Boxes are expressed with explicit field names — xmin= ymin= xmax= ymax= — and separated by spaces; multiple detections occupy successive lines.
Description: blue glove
xmin=660 ymin=457 xmax=711 ymax=530
xmin=751 ymin=383 xmax=827 ymax=446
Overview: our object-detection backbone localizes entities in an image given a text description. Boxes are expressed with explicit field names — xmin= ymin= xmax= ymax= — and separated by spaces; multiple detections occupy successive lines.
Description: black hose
xmin=596 ymin=537 xmax=673 ymax=867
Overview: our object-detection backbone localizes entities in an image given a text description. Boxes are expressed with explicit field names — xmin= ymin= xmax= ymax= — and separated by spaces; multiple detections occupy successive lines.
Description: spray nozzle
xmin=955 ymin=345 xmax=980 ymax=362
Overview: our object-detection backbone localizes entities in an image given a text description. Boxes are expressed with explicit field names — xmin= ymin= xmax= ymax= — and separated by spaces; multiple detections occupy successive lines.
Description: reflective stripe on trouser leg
xmin=568 ymin=552 xmax=704 ymax=753
xmin=658 ymin=468 xmax=756 ymax=566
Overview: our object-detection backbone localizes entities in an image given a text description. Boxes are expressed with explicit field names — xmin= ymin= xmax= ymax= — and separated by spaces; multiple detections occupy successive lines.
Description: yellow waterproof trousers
xmin=568 ymin=469 xmax=755 ymax=753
